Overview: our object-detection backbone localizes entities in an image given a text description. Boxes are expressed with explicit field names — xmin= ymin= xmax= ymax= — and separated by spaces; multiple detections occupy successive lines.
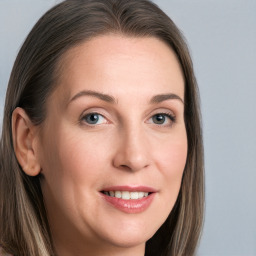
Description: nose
xmin=113 ymin=127 xmax=151 ymax=172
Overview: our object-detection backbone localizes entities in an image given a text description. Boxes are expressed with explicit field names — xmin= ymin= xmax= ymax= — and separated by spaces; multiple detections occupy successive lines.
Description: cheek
xmin=154 ymin=133 xmax=187 ymax=198
xmin=39 ymin=126 xmax=108 ymax=218
xmin=48 ymin=127 xmax=111 ymax=187
xmin=156 ymin=134 xmax=187 ymax=174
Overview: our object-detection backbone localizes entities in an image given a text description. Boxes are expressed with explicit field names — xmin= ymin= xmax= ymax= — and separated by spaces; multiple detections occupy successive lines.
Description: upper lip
xmin=100 ymin=185 xmax=157 ymax=193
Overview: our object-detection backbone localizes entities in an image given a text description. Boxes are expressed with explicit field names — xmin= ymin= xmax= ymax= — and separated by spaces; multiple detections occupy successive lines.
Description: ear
xmin=12 ymin=107 xmax=41 ymax=176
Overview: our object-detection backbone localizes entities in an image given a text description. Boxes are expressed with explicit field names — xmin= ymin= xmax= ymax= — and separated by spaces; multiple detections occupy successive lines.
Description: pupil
xmin=87 ymin=114 xmax=99 ymax=124
xmin=153 ymin=114 xmax=165 ymax=124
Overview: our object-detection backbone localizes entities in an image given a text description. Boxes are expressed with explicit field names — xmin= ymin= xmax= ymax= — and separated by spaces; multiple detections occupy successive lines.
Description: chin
xmin=104 ymin=232 xmax=150 ymax=249
xmin=96 ymin=219 xmax=158 ymax=249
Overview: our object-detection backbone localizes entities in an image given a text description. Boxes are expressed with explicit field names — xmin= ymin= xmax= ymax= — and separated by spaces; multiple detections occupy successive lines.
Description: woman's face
xmin=37 ymin=35 xmax=187 ymax=255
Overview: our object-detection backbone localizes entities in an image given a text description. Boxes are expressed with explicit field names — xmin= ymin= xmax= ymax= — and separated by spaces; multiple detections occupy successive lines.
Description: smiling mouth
xmin=101 ymin=191 xmax=152 ymax=200
xmin=100 ymin=187 xmax=156 ymax=213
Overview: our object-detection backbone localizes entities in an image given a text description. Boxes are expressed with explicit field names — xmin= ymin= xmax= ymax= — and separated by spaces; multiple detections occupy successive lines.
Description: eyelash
xmin=150 ymin=112 xmax=176 ymax=126
xmin=80 ymin=112 xmax=108 ymax=126
xmin=80 ymin=111 xmax=176 ymax=127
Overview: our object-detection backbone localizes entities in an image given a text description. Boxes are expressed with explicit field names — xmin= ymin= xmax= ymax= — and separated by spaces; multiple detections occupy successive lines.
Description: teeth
xmin=104 ymin=191 xmax=150 ymax=200
xmin=109 ymin=191 xmax=115 ymax=197
xmin=115 ymin=191 xmax=122 ymax=198
xmin=138 ymin=192 xmax=145 ymax=199
xmin=122 ymin=191 xmax=130 ymax=200
xmin=130 ymin=192 xmax=139 ymax=199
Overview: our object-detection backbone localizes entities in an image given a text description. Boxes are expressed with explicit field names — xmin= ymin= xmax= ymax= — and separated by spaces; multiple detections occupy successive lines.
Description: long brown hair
xmin=0 ymin=1 xmax=204 ymax=255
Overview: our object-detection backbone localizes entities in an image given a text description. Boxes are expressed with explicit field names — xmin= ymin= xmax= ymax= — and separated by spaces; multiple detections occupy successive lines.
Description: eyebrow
xmin=69 ymin=90 xmax=117 ymax=104
xmin=69 ymin=90 xmax=184 ymax=105
xmin=150 ymin=93 xmax=184 ymax=104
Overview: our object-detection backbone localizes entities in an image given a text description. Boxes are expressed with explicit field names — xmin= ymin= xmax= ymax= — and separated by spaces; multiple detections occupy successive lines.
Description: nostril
xmin=113 ymin=152 xmax=150 ymax=172
xmin=120 ymin=165 xmax=131 ymax=170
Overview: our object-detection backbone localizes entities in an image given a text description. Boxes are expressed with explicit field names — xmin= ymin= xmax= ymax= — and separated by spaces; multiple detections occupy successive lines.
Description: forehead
xmin=53 ymin=35 xmax=185 ymax=103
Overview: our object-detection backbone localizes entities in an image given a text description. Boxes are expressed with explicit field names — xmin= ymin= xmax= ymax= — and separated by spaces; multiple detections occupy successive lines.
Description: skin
xmin=13 ymin=35 xmax=187 ymax=256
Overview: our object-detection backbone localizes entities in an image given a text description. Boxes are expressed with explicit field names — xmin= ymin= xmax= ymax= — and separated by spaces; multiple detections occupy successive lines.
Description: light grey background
xmin=0 ymin=1 xmax=255 ymax=255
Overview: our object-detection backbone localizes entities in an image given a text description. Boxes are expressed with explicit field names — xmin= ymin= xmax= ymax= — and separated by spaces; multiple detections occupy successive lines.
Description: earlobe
xmin=12 ymin=107 xmax=41 ymax=176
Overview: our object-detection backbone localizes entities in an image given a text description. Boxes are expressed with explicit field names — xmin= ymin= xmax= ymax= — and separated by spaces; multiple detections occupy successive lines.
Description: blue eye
xmin=83 ymin=113 xmax=106 ymax=125
xmin=151 ymin=113 xmax=175 ymax=126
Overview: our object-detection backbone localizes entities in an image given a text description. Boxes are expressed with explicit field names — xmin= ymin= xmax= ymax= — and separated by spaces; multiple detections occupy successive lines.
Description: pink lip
xmin=99 ymin=185 xmax=157 ymax=214
xmin=101 ymin=185 xmax=157 ymax=193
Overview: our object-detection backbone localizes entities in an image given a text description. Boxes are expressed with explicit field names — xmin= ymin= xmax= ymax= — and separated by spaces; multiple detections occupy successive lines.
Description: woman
xmin=0 ymin=0 xmax=204 ymax=255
